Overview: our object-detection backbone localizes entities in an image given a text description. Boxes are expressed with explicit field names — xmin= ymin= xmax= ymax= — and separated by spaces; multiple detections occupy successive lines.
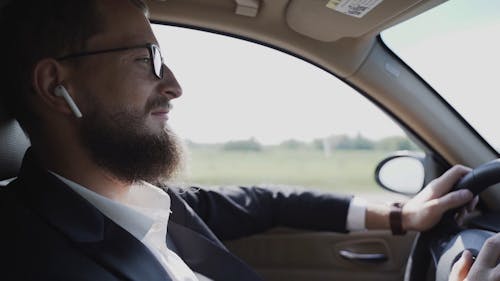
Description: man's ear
xmin=32 ymin=58 xmax=75 ymax=116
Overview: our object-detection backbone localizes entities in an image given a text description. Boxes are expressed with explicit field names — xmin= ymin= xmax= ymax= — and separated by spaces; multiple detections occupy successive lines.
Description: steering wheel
xmin=407 ymin=159 xmax=500 ymax=281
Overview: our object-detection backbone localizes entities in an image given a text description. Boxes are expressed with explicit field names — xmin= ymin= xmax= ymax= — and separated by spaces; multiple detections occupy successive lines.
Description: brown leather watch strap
xmin=389 ymin=202 xmax=407 ymax=235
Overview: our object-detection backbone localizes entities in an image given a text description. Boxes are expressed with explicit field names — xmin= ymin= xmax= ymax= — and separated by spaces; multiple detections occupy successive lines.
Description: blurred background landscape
xmin=181 ymin=134 xmax=419 ymax=195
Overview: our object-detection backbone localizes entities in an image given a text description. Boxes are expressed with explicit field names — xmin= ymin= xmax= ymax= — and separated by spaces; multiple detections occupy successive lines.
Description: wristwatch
xmin=390 ymin=202 xmax=407 ymax=235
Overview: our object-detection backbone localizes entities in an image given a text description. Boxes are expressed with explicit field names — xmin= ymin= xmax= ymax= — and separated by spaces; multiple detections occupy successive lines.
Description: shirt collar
xmin=49 ymin=171 xmax=171 ymax=241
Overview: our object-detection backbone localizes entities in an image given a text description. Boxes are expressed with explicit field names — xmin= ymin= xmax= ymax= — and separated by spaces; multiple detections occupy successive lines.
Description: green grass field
xmin=180 ymin=147 xmax=393 ymax=194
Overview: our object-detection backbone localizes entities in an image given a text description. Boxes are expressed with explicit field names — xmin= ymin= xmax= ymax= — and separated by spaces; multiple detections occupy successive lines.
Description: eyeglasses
xmin=56 ymin=43 xmax=164 ymax=79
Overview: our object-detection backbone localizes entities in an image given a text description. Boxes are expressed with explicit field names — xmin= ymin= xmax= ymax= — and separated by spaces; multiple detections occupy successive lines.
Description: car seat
xmin=0 ymin=0 xmax=31 ymax=184
xmin=0 ymin=108 xmax=30 ymax=184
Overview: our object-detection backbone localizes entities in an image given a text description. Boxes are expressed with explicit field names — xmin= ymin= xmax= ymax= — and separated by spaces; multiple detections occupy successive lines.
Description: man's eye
xmin=135 ymin=57 xmax=151 ymax=63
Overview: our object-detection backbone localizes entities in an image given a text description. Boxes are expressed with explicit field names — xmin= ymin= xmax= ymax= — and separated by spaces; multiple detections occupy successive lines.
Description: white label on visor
xmin=326 ymin=0 xmax=383 ymax=18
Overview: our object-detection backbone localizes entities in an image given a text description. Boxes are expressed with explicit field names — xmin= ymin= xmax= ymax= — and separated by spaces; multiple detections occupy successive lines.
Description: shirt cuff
xmin=346 ymin=197 xmax=367 ymax=231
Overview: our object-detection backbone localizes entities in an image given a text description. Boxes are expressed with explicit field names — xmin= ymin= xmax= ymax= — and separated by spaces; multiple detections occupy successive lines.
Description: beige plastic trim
xmin=147 ymin=0 xmax=375 ymax=76
xmin=235 ymin=0 xmax=260 ymax=17
xmin=147 ymin=0 xmax=448 ymax=77
xmin=286 ymin=0 xmax=426 ymax=42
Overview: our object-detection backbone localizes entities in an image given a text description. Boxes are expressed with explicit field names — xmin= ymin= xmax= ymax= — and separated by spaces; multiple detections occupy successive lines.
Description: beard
xmin=78 ymin=95 xmax=183 ymax=185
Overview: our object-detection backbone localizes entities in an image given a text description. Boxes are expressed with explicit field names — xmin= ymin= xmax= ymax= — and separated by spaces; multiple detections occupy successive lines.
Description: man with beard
xmin=0 ymin=0 xmax=478 ymax=280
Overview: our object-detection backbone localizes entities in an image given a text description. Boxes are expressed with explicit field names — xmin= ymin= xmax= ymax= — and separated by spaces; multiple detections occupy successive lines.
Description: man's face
xmin=68 ymin=0 xmax=183 ymax=184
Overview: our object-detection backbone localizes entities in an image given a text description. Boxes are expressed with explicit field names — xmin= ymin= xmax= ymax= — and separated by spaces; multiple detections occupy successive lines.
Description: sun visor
xmin=286 ymin=0 xmax=425 ymax=42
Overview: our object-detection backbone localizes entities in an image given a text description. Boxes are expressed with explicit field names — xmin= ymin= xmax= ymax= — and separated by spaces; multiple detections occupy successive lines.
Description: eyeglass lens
xmin=152 ymin=46 xmax=163 ymax=79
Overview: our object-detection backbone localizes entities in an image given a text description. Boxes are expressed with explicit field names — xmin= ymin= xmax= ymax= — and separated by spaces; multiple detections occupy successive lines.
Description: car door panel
xmin=226 ymin=230 xmax=416 ymax=281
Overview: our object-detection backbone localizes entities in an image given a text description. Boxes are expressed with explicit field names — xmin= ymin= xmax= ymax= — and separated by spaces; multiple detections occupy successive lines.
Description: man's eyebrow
xmin=129 ymin=47 xmax=149 ymax=53
xmin=116 ymin=31 xmax=157 ymax=44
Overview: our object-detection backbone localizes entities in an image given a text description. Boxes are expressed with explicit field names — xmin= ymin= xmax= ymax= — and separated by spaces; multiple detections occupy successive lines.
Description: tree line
xmin=186 ymin=134 xmax=419 ymax=152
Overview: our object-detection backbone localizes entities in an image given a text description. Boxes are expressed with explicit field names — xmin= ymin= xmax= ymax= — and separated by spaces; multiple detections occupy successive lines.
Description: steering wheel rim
xmin=407 ymin=159 xmax=500 ymax=281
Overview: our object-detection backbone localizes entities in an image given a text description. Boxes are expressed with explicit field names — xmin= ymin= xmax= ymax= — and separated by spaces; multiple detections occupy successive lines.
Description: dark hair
xmin=0 ymin=0 xmax=148 ymax=135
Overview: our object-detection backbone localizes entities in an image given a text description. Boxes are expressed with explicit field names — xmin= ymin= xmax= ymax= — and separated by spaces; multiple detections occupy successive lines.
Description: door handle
xmin=339 ymin=250 xmax=388 ymax=263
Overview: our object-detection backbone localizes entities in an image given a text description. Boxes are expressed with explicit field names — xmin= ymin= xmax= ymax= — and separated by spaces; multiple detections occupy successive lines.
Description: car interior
xmin=1 ymin=0 xmax=499 ymax=280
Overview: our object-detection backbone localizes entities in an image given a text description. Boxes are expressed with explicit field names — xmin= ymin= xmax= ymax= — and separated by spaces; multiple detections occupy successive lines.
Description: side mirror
xmin=375 ymin=151 xmax=425 ymax=195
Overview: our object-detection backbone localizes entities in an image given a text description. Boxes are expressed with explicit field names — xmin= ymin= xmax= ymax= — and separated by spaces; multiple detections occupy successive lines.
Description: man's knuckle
xmin=427 ymin=201 xmax=440 ymax=213
xmin=484 ymin=237 xmax=500 ymax=249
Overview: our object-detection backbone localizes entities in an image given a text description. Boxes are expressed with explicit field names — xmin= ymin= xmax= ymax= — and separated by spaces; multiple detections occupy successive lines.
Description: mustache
xmin=145 ymin=95 xmax=172 ymax=113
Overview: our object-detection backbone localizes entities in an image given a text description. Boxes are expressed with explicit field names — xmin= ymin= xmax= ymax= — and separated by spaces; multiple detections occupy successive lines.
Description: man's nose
xmin=160 ymin=64 xmax=183 ymax=99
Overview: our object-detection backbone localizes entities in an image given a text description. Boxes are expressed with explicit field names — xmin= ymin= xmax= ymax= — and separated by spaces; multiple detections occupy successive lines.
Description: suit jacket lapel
xmin=168 ymin=222 xmax=263 ymax=281
xmin=13 ymin=149 xmax=171 ymax=281
xmin=77 ymin=220 xmax=172 ymax=281
xmin=168 ymin=190 xmax=263 ymax=281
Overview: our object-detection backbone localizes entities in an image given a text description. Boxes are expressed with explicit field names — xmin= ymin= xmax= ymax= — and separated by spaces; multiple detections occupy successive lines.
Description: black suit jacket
xmin=0 ymin=150 xmax=352 ymax=280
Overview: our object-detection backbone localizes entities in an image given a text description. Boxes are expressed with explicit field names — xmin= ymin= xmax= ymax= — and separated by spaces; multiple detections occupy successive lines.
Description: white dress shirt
xmin=50 ymin=172 xmax=212 ymax=281
xmin=346 ymin=197 xmax=367 ymax=231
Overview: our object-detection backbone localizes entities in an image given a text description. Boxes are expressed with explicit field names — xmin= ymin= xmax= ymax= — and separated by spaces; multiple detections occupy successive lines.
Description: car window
xmin=381 ymin=0 xmax=500 ymax=152
xmin=153 ymin=24 xmax=420 ymax=198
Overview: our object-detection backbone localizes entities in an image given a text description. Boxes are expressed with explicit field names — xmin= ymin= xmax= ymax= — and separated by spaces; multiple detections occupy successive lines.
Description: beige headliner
xmin=146 ymin=0 xmax=500 ymax=207
xmin=146 ymin=0 xmax=447 ymax=76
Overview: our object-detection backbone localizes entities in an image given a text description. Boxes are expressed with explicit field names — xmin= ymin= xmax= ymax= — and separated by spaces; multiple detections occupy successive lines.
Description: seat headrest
xmin=0 ymin=108 xmax=30 ymax=180
xmin=0 ymin=0 xmax=31 ymax=179
xmin=0 ymin=0 xmax=11 ymax=9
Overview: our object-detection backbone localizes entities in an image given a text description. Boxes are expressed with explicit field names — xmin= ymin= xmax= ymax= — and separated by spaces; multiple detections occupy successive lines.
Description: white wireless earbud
xmin=54 ymin=85 xmax=83 ymax=118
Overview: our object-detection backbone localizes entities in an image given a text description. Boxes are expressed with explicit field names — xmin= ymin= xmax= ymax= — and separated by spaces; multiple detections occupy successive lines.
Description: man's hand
xmin=402 ymin=165 xmax=478 ymax=231
xmin=449 ymin=233 xmax=500 ymax=281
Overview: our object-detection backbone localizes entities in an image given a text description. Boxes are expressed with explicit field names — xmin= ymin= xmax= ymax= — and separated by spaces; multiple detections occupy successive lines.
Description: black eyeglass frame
xmin=56 ymin=43 xmax=164 ymax=79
